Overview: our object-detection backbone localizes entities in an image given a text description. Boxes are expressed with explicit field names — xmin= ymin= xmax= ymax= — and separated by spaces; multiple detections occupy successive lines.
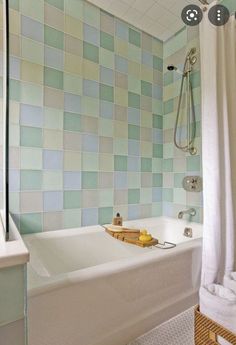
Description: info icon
xmin=208 ymin=5 xmax=230 ymax=26
xmin=181 ymin=5 xmax=203 ymax=26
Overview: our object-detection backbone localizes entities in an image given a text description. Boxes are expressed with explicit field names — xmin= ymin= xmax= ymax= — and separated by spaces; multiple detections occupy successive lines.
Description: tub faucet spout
xmin=178 ymin=208 xmax=196 ymax=219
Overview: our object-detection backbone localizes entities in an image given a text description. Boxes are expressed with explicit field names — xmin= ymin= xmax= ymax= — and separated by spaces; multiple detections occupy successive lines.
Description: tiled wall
xmin=162 ymin=27 xmax=203 ymax=222
xmin=7 ymin=0 xmax=164 ymax=233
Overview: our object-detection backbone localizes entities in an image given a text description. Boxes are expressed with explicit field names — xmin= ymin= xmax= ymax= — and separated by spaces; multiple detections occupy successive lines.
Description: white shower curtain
xmin=199 ymin=1 xmax=236 ymax=341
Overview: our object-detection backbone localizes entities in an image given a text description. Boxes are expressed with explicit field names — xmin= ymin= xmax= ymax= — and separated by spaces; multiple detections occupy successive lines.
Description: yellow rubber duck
xmin=139 ymin=229 xmax=152 ymax=243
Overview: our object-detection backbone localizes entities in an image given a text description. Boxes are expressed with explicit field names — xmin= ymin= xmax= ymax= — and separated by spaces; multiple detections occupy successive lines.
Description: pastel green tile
xmin=100 ymin=31 xmax=114 ymax=52
xmin=9 ymin=193 xmax=20 ymax=213
xmin=153 ymin=144 xmax=163 ymax=158
xmin=174 ymin=173 xmax=185 ymax=188
xmin=21 ymin=37 xmax=44 ymax=65
xmin=164 ymin=72 xmax=173 ymax=86
xmin=21 ymin=170 xmax=42 ymax=191
xmin=114 ymin=139 xmax=128 ymax=155
xmin=187 ymin=155 xmax=201 ymax=171
xmin=128 ymin=189 xmax=140 ymax=204
xmin=128 ymin=76 xmax=141 ymax=94
xmin=64 ymin=112 xmax=81 ymax=132
xmin=21 ymin=83 xmax=43 ymax=106
xmin=99 ymin=190 xmax=114 ymax=207
xmin=99 ymin=118 xmax=113 ymax=137
xmin=44 ymin=67 xmax=63 ymax=90
xmin=140 ymin=188 xmax=152 ymax=204
xmin=45 ymin=0 xmax=64 ymax=10
xmin=82 ymin=152 xmax=99 ymax=171
xmin=141 ymin=158 xmax=152 ymax=172
xmin=141 ymin=80 xmax=152 ymax=97
xmin=163 ymin=188 xmax=173 ymax=202
xmin=98 ymin=207 xmax=113 ymax=224
xmin=153 ymin=56 xmax=163 ymax=71
xmin=128 ymin=92 xmax=140 ymax=109
xmin=153 ymin=114 xmax=163 ymax=129
xmin=83 ymin=1 xmax=100 ymax=27
xmin=190 ymin=71 xmax=201 ymax=88
xmin=65 ymin=0 xmax=83 ymax=20
xmin=21 ymin=148 xmax=42 ymax=170
xmin=100 ymin=84 xmax=114 ymax=103
xmin=9 ymin=0 xmax=19 ymax=10
xmin=128 ymin=173 xmax=140 ymax=189
xmin=83 ymin=42 xmax=99 ymax=63
xmin=9 ymin=79 xmax=20 ymax=102
xmin=44 ymin=108 xmax=64 ymax=130
xmin=43 ymin=171 xmax=63 ymax=190
xmin=163 ymin=158 xmax=173 ymax=172
xmin=100 ymin=48 xmax=114 ymax=69
xmin=152 ymin=202 xmax=162 ymax=217
xmin=20 ymin=127 xmax=42 ymax=148
xmin=82 ymin=172 xmax=98 ymax=189
xmin=64 ymin=191 xmax=81 ymax=209
xmin=128 ymin=124 xmax=140 ymax=140
xmin=45 ymin=25 xmax=64 ymax=50
xmin=153 ymin=173 xmax=163 ymax=187
xmin=128 ymin=45 xmax=141 ymax=63
xmin=164 ymin=99 xmax=174 ymax=115
xmin=114 ymin=155 xmax=127 ymax=171
xmin=63 ymin=209 xmax=81 ymax=228
xmin=21 ymin=0 xmax=44 ymax=22
xmin=129 ymin=28 xmax=141 ymax=47
xmin=81 ymin=97 xmax=99 ymax=117
xmin=173 ymin=189 xmax=186 ymax=204
xmin=20 ymin=213 xmax=42 ymax=234
xmin=152 ymin=99 xmax=163 ymax=115
xmin=222 ymin=0 xmax=236 ymax=11
xmin=64 ymin=74 xmax=82 ymax=95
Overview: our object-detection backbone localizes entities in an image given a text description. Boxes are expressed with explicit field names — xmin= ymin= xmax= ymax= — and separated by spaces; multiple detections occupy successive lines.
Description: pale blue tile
xmin=128 ymin=156 xmax=140 ymax=172
xmin=153 ymin=129 xmax=163 ymax=144
xmin=21 ymin=15 xmax=43 ymax=42
xmin=64 ymin=172 xmax=81 ymax=190
xmin=153 ymin=85 xmax=162 ymax=100
xmin=9 ymin=170 xmax=20 ymax=191
xmin=83 ymin=79 xmax=99 ymax=98
xmin=64 ymin=93 xmax=81 ymax=113
xmin=100 ymin=100 xmax=113 ymax=119
xmin=43 ymin=150 xmax=63 ymax=170
xmin=152 ymin=187 xmax=162 ymax=202
xmin=100 ymin=66 xmax=114 ymax=85
xmin=82 ymin=134 xmax=99 ymax=152
xmin=20 ymin=104 xmax=43 ymax=128
xmin=44 ymin=191 xmax=63 ymax=211
xmin=128 ymin=140 xmax=140 ymax=156
xmin=10 ymin=57 xmax=20 ymax=79
xmin=45 ymin=46 xmax=64 ymax=70
xmin=142 ymin=51 xmax=153 ymax=67
xmin=83 ymin=23 xmax=100 ymax=46
xmin=114 ymin=172 xmax=127 ymax=189
xmin=128 ymin=108 xmax=140 ymax=125
xmin=82 ymin=208 xmax=98 ymax=226
xmin=128 ymin=204 xmax=140 ymax=220
xmin=115 ymin=20 xmax=128 ymax=41
xmin=163 ymin=202 xmax=173 ymax=217
xmin=115 ymin=55 xmax=128 ymax=74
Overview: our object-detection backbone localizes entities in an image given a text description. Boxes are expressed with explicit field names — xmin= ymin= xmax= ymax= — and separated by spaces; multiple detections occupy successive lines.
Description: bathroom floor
xmin=129 ymin=308 xmax=194 ymax=345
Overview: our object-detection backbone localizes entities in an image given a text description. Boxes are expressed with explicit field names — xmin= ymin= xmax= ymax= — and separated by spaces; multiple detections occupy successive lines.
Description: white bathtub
xmin=24 ymin=216 xmax=202 ymax=345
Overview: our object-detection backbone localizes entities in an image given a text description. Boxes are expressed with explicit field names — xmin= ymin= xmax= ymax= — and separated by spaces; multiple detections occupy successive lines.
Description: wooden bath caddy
xmin=104 ymin=225 xmax=158 ymax=248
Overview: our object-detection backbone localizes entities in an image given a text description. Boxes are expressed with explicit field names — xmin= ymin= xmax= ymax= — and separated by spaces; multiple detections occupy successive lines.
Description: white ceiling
xmin=87 ymin=0 xmax=214 ymax=41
